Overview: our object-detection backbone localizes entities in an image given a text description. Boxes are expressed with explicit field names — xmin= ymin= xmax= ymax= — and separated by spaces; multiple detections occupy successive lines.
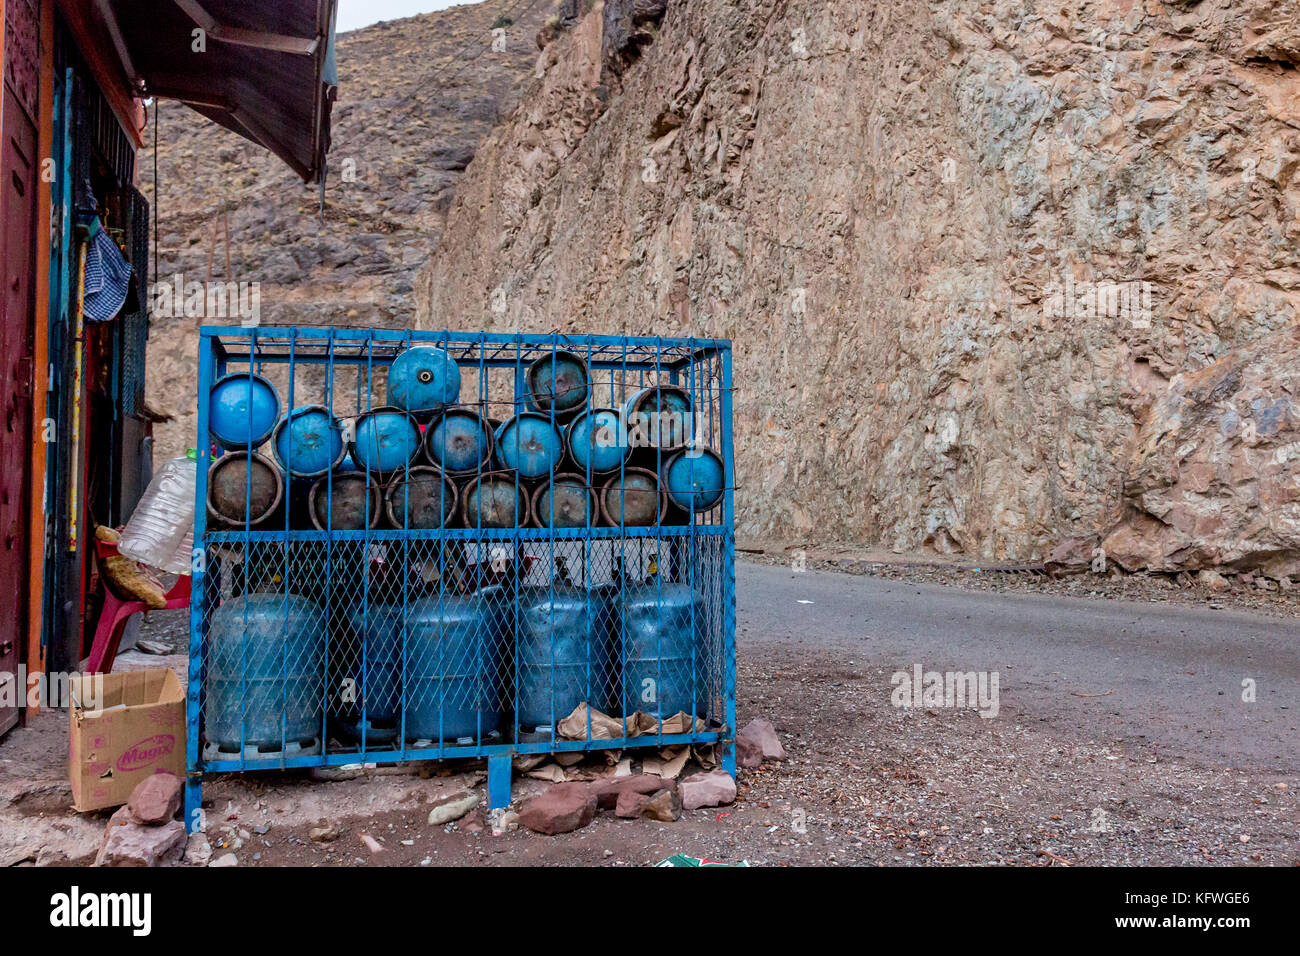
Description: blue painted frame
xmin=185 ymin=327 xmax=736 ymax=831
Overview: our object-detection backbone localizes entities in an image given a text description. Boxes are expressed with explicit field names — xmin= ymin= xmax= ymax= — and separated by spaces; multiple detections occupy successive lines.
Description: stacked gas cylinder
xmin=201 ymin=344 xmax=725 ymax=751
xmin=203 ymin=346 xmax=726 ymax=531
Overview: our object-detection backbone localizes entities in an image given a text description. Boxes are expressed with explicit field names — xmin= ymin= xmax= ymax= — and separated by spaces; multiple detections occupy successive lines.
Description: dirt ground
xmin=2 ymin=555 xmax=1295 ymax=867
xmin=202 ymin=648 xmax=1298 ymax=867
xmin=4 ymin=646 xmax=1295 ymax=867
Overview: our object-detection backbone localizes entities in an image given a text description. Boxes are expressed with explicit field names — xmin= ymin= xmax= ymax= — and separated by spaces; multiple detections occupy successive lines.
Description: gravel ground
xmin=3 ymin=554 xmax=1294 ymax=867
xmin=192 ymin=641 xmax=1296 ymax=867
xmin=730 ymin=645 xmax=1296 ymax=866
xmin=7 ymin=642 xmax=1293 ymax=867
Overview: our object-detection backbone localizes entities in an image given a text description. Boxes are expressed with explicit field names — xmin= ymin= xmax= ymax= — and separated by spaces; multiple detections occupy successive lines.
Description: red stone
xmin=518 ymin=782 xmax=597 ymax=835
xmin=95 ymin=807 xmax=186 ymax=867
xmin=128 ymin=772 xmax=183 ymax=826
xmin=737 ymin=718 xmax=786 ymax=761
xmin=679 ymin=769 xmax=736 ymax=810
xmin=736 ymin=735 xmax=763 ymax=769
xmin=615 ymin=791 xmax=651 ymax=819
xmin=591 ymin=773 xmax=677 ymax=810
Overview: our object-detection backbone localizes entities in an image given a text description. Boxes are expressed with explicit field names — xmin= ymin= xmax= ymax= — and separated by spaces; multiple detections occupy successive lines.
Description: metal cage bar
xmin=185 ymin=327 xmax=736 ymax=830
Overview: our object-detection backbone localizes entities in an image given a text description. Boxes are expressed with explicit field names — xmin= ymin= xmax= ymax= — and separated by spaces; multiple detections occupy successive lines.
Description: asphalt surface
xmin=737 ymin=561 xmax=1299 ymax=771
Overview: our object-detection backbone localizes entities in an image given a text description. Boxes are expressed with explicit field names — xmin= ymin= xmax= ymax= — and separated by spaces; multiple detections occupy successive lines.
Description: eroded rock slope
xmin=419 ymin=0 xmax=1300 ymax=573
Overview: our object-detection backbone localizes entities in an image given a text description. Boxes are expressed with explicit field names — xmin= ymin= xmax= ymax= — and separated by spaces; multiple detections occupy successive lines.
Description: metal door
xmin=0 ymin=77 xmax=39 ymax=735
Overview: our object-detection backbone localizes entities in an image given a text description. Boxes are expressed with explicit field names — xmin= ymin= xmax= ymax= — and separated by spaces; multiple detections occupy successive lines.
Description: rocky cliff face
xmin=1103 ymin=325 xmax=1300 ymax=578
xmin=140 ymin=1 xmax=552 ymax=459
xmin=418 ymin=0 xmax=1300 ymax=573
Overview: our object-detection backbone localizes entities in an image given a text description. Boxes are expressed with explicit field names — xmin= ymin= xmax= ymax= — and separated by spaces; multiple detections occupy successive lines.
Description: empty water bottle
xmin=117 ymin=450 xmax=197 ymax=574
xmin=165 ymin=527 xmax=196 ymax=576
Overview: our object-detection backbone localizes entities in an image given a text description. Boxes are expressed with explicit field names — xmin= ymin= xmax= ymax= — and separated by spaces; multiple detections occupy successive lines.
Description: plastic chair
xmin=86 ymin=538 xmax=191 ymax=674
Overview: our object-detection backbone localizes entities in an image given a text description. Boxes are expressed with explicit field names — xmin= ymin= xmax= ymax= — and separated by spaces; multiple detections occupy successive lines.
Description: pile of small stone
xmin=94 ymin=773 xmax=187 ymax=867
xmin=514 ymin=718 xmax=786 ymax=835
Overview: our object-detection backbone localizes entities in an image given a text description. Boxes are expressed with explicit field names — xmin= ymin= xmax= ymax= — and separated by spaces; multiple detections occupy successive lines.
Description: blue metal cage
xmin=184 ymin=327 xmax=736 ymax=829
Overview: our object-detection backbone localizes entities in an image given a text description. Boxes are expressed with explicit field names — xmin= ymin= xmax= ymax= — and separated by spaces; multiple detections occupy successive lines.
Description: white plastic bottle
xmin=117 ymin=450 xmax=197 ymax=574
xmin=164 ymin=527 xmax=196 ymax=577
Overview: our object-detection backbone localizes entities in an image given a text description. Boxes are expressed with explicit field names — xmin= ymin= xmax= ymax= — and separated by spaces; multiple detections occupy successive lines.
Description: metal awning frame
xmin=88 ymin=0 xmax=336 ymax=182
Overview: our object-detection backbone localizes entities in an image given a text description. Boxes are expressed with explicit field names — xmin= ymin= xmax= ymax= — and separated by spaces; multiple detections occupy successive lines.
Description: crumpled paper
xmin=556 ymin=703 xmax=706 ymax=741
xmin=525 ymin=763 xmax=568 ymax=783
xmin=554 ymin=703 xmax=718 ymax=776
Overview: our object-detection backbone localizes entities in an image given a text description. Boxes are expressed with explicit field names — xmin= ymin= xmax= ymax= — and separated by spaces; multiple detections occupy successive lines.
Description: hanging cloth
xmin=82 ymin=217 xmax=134 ymax=322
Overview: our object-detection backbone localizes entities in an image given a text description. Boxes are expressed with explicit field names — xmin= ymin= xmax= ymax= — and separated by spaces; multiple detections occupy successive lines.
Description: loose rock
xmin=738 ymin=718 xmax=786 ymax=761
xmin=615 ymin=791 xmax=651 ymax=818
xmin=427 ymin=791 xmax=479 ymax=826
xmin=183 ymin=833 xmax=212 ymax=867
xmin=644 ymin=789 xmax=682 ymax=822
xmin=308 ymin=819 xmax=341 ymax=843
xmin=735 ymin=735 xmax=763 ymax=769
xmin=1197 ymin=570 xmax=1230 ymax=592
xmin=128 ymin=772 xmax=183 ymax=825
xmin=310 ymin=764 xmax=366 ymax=782
xmin=592 ymin=773 xmax=677 ymax=810
xmin=95 ymin=808 xmax=186 ymax=867
xmin=518 ymin=782 xmax=597 ymax=835
xmin=679 ymin=769 xmax=737 ymax=810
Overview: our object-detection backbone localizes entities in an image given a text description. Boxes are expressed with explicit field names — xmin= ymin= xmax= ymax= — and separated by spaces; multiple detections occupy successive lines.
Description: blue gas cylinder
xmin=307 ymin=470 xmax=382 ymax=530
xmin=515 ymin=557 xmax=614 ymax=731
xmin=385 ymin=466 xmax=458 ymax=529
xmin=403 ymin=590 xmax=506 ymax=742
xmin=204 ymin=593 xmax=325 ymax=755
xmin=523 ymin=350 xmax=590 ymax=421
xmin=336 ymin=603 xmax=402 ymax=744
xmin=387 ymin=346 xmax=461 ymax=419
xmin=461 ymin=472 xmax=528 ymax=528
xmin=598 ymin=467 xmax=665 ymax=526
xmin=209 ymin=372 xmax=281 ymax=450
xmin=660 ymin=448 xmax=725 ymax=513
xmin=565 ymin=407 xmax=630 ymax=475
xmin=495 ymin=413 xmax=564 ymax=479
xmin=532 ymin=474 xmax=596 ymax=528
xmin=425 ymin=408 xmax=494 ymax=475
xmin=611 ymin=559 xmax=707 ymax=719
xmin=623 ymin=384 xmax=693 ymax=451
xmin=351 ymin=406 xmax=421 ymax=475
xmin=272 ymin=404 xmax=346 ymax=478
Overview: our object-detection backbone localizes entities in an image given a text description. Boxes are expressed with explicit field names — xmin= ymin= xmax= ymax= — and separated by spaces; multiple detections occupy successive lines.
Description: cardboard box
xmin=69 ymin=669 xmax=186 ymax=812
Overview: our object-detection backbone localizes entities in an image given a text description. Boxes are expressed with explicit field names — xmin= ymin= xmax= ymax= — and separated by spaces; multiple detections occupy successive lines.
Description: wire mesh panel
xmin=187 ymin=329 xmax=736 ymax=812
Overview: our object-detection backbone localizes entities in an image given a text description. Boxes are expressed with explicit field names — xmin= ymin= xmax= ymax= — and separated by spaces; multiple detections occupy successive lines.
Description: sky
xmin=335 ymin=0 xmax=469 ymax=34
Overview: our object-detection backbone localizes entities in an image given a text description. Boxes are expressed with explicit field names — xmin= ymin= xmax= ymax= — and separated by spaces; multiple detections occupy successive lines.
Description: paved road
xmin=737 ymin=561 xmax=1299 ymax=770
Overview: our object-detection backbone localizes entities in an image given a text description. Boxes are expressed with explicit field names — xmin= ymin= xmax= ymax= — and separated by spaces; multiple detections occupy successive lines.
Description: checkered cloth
xmin=83 ymin=227 xmax=133 ymax=322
